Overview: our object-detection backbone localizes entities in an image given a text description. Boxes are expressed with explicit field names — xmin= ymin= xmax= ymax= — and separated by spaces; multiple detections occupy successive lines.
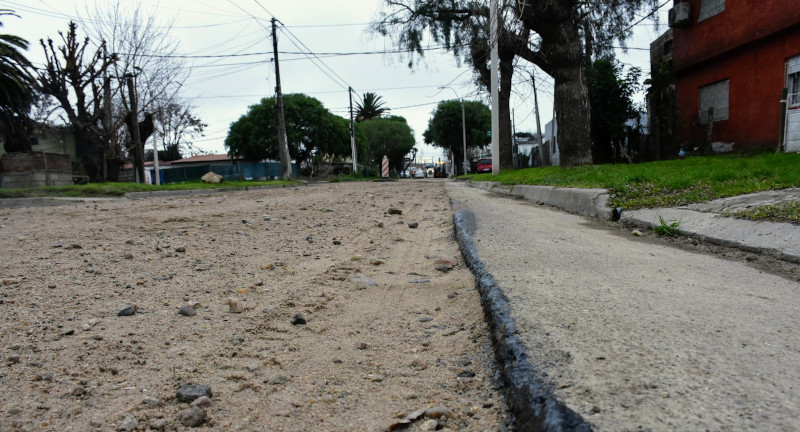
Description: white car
xmin=412 ymin=168 xmax=426 ymax=179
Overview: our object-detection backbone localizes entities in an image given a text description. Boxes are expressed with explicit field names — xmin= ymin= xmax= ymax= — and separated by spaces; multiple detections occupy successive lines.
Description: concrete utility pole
xmin=125 ymin=74 xmax=145 ymax=184
xmin=271 ymin=18 xmax=292 ymax=180
xmin=149 ymin=90 xmax=160 ymax=185
xmin=349 ymin=87 xmax=357 ymax=173
xmin=461 ymin=99 xmax=467 ymax=175
xmin=489 ymin=0 xmax=500 ymax=175
xmin=532 ymin=70 xmax=545 ymax=166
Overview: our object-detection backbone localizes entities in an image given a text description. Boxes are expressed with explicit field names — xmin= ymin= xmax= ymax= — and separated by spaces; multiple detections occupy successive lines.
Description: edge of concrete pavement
xmin=452 ymin=208 xmax=592 ymax=432
xmin=467 ymin=181 xmax=800 ymax=264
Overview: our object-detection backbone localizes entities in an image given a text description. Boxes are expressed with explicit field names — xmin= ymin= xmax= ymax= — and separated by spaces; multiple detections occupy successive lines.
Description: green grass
xmin=328 ymin=172 xmax=379 ymax=183
xmin=725 ymin=201 xmax=800 ymax=225
xmin=0 ymin=179 xmax=298 ymax=199
xmin=467 ymin=153 xmax=800 ymax=209
xmin=652 ymin=214 xmax=682 ymax=236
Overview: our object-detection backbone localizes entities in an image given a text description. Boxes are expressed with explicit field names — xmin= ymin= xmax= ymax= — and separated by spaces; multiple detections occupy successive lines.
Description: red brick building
xmin=670 ymin=0 xmax=800 ymax=151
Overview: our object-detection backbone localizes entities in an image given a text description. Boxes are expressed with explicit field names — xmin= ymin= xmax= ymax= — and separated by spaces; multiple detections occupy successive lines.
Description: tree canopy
xmin=359 ymin=115 xmax=416 ymax=173
xmin=225 ymin=93 xmax=354 ymax=167
xmin=374 ymin=0 xmax=660 ymax=168
xmin=587 ymin=59 xmax=641 ymax=164
xmin=424 ymin=99 xmax=490 ymax=175
xmin=0 ymin=10 xmax=35 ymax=152
xmin=355 ymin=92 xmax=390 ymax=122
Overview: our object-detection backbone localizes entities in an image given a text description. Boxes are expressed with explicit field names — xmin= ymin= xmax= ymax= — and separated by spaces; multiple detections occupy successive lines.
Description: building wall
xmin=673 ymin=0 xmax=800 ymax=72
xmin=672 ymin=0 xmax=800 ymax=149
xmin=675 ymin=31 xmax=800 ymax=149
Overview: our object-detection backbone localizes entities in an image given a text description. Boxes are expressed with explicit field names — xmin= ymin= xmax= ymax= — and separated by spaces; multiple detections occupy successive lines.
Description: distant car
xmin=412 ymin=168 xmax=426 ymax=179
xmin=477 ymin=158 xmax=492 ymax=173
xmin=426 ymin=168 xmax=434 ymax=177
xmin=399 ymin=170 xmax=411 ymax=178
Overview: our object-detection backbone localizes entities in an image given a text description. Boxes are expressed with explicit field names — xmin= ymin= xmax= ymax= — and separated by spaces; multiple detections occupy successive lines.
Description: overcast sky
xmin=3 ymin=0 xmax=668 ymax=164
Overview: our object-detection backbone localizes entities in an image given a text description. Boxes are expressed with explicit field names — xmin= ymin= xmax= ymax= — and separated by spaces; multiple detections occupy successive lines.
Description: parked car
xmin=412 ymin=168 xmax=426 ymax=179
xmin=426 ymin=168 xmax=434 ymax=177
xmin=477 ymin=158 xmax=492 ymax=173
xmin=399 ymin=170 xmax=411 ymax=178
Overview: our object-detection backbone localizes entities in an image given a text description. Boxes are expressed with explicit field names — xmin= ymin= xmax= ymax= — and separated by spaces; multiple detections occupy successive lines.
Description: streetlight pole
xmin=440 ymin=87 xmax=468 ymax=176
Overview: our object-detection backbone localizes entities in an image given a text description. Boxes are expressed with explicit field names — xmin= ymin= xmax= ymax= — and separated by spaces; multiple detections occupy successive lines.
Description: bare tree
xmin=85 ymin=1 xmax=195 ymax=178
xmin=36 ymin=21 xmax=116 ymax=181
xmin=153 ymin=100 xmax=206 ymax=160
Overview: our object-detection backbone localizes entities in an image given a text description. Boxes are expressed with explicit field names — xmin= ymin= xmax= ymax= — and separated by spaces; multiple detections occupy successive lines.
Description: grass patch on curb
xmin=724 ymin=201 xmax=800 ymax=225
xmin=467 ymin=153 xmax=800 ymax=209
xmin=328 ymin=173 xmax=378 ymax=183
xmin=652 ymin=214 xmax=682 ymax=236
xmin=0 ymin=179 xmax=298 ymax=199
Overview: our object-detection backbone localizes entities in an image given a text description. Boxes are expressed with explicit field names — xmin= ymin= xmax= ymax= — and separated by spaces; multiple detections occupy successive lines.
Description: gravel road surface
xmin=0 ymin=181 xmax=507 ymax=431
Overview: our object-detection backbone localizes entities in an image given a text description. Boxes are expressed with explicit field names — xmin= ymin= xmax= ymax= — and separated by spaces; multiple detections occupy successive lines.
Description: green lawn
xmin=0 ymin=179 xmax=298 ymax=199
xmin=467 ymin=153 xmax=800 ymax=209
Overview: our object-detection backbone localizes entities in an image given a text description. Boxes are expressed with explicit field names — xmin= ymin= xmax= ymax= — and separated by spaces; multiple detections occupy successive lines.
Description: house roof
xmin=170 ymin=154 xmax=237 ymax=165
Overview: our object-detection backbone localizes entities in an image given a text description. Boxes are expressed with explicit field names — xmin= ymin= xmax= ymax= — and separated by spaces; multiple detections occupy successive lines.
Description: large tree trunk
xmin=517 ymin=0 xmax=594 ymax=167
xmin=546 ymin=34 xmax=592 ymax=167
xmin=498 ymin=52 xmax=515 ymax=170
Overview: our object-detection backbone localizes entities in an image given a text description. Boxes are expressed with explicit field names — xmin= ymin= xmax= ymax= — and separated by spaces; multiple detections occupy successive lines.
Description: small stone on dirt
xmin=424 ymin=405 xmax=452 ymax=419
xmin=117 ymin=306 xmax=136 ymax=316
xmin=176 ymin=384 xmax=211 ymax=403
xmin=178 ymin=306 xmax=197 ymax=316
xmin=191 ymin=396 xmax=213 ymax=408
xmin=178 ymin=407 xmax=206 ymax=427
xmin=117 ymin=415 xmax=138 ymax=431
xmin=408 ymin=222 xmax=419 ymax=229
xmin=388 ymin=208 xmax=402 ymax=215
xmin=291 ymin=314 xmax=307 ymax=325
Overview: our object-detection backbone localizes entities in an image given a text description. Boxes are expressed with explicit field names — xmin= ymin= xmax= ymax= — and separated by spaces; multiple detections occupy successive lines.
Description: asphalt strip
xmin=452 ymin=208 xmax=592 ymax=432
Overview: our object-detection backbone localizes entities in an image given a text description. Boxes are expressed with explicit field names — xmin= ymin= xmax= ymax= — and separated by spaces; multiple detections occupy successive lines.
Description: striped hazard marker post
xmin=381 ymin=155 xmax=389 ymax=179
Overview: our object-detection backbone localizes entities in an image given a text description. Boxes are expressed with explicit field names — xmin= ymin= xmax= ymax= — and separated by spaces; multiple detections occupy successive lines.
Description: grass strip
xmin=0 ymin=179 xmax=298 ymax=199
xmin=467 ymin=153 xmax=800 ymax=209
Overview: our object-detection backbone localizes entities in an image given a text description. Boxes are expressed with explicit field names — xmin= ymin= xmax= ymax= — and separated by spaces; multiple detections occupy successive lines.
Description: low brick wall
xmin=1 ymin=152 xmax=71 ymax=173
xmin=0 ymin=152 xmax=74 ymax=188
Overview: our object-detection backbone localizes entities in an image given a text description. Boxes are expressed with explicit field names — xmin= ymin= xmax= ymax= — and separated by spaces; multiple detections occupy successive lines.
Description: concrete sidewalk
xmin=467 ymin=181 xmax=800 ymax=263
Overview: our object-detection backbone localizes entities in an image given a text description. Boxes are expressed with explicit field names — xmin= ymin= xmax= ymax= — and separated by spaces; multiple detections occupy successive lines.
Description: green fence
xmin=152 ymin=161 xmax=300 ymax=184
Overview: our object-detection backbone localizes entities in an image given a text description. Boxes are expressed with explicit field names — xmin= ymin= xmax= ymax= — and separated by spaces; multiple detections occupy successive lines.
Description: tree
xmin=514 ymin=0 xmax=658 ymax=167
xmin=36 ymin=21 xmax=116 ymax=181
xmin=0 ymin=10 xmax=35 ymax=152
xmin=86 ymin=0 xmax=194 ymax=180
xmin=587 ymin=59 xmax=641 ymax=164
xmin=225 ymin=93 xmax=352 ymax=167
xmin=424 ymin=99 xmax=491 ymax=175
xmin=373 ymin=0 xmax=527 ymax=171
xmin=153 ymin=101 xmax=206 ymax=161
xmin=355 ymin=92 xmax=390 ymax=121
xmin=375 ymin=0 xmax=660 ymax=167
xmin=359 ymin=116 xmax=416 ymax=173
xmin=646 ymin=60 xmax=678 ymax=160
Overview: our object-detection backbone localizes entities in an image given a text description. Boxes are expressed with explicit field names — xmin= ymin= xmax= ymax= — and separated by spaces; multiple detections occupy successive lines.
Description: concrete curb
xmin=620 ymin=207 xmax=800 ymax=264
xmin=452 ymin=208 xmax=592 ymax=432
xmin=0 ymin=197 xmax=119 ymax=209
xmin=469 ymin=181 xmax=612 ymax=220
xmin=124 ymin=183 xmax=298 ymax=199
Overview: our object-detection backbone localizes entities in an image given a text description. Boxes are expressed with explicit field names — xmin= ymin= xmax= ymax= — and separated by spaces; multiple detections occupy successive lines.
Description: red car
xmin=476 ymin=158 xmax=492 ymax=173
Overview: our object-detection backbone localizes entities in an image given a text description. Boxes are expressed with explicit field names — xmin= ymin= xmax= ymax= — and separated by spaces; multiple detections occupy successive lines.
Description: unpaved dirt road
xmin=0 ymin=181 xmax=507 ymax=432
xmin=447 ymin=182 xmax=800 ymax=432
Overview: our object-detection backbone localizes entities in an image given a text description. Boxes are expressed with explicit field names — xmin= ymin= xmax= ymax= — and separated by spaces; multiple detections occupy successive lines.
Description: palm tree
xmin=355 ymin=92 xmax=389 ymax=122
xmin=0 ymin=10 xmax=35 ymax=152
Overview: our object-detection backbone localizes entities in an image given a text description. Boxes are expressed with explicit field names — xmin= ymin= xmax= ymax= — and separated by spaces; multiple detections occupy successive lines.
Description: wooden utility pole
xmin=271 ymin=18 xmax=292 ymax=180
xmin=126 ymin=74 xmax=145 ymax=183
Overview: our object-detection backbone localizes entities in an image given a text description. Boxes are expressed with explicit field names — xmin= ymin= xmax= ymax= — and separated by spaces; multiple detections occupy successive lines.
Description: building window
xmin=698 ymin=79 xmax=729 ymax=123
xmin=698 ymin=0 xmax=725 ymax=22
xmin=789 ymin=72 xmax=800 ymax=108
